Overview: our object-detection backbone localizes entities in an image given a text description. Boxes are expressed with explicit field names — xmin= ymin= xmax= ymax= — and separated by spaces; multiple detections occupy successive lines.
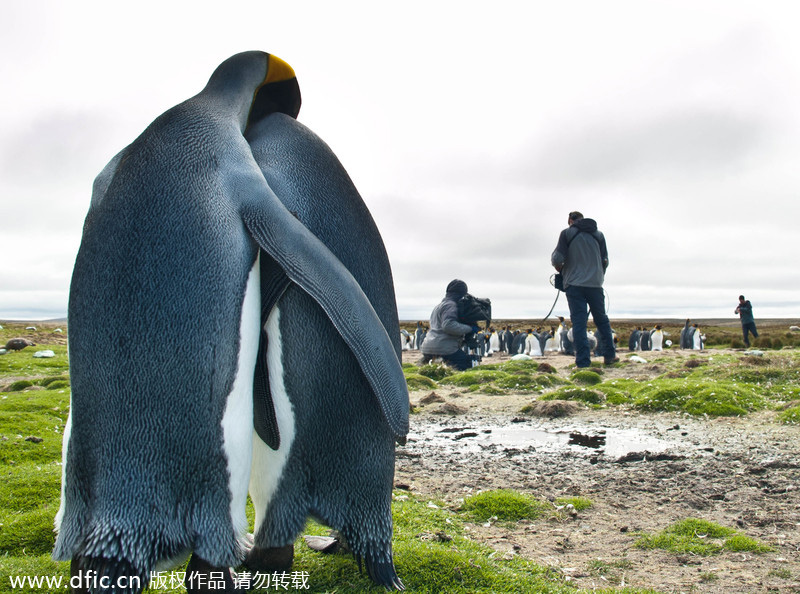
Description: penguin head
xmin=247 ymin=53 xmax=302 ymax=129
xmin=203 ymin=51 xmax=301 ymax=130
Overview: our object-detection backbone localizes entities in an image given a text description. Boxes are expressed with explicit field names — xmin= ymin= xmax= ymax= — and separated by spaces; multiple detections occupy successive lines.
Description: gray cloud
xmin=1 ymin=111 xmax=115 ymax=185
xmin=524 ymin=109 xmax=766 ymax=186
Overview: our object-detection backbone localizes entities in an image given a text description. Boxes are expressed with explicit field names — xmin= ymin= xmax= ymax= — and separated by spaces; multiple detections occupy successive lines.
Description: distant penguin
xmin=525 ymin=333 xmax=542 ymax=357
xmin=476 ymin=330 xmax=487 ymax=356
xmin=561 ymin=326 xmax=573 ymax=355
xmin=587 ymin=331 xmax=598 ymax=353
xmin=56 ymin=51 xmax=408 ymax=593
xmin=400 ymin=329 xmax=411 ymax=351
xmin=639 ymin=328 xmax=651 ymax=351
xmin=489 ymin=329 xmax=500 ymax=353
xmin=244 ymin=113 xmax=407 ymax=589
xmin=414 ymin=322 xmax=424 ymax=350
xmin=651 ymin=326 xmax=663 ymax=351
xmin=628 ymin=328 xmax=640 ymax=351
xmin=680 ymin=319 xmax=692 ymax=349
xmin=510 ymin=331 xmax=526 ymax=355
xmin=554 ymin=321 xmax=565 ymax=352
xmin=537 ymin=330 xmax=551 ymax=354
xmin=502 ymin=328 xmax=513 ymax=354
xmin=692 ymin=324 xmax=703 ymax=350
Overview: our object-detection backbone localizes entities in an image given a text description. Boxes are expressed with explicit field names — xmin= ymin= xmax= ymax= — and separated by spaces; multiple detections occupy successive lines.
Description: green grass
xmin=0 ymin=345 xmax=70 ymax=378
xmin=635 ymin=518 xmax=773 ymax=556
xmin=588 ymin=558 xmax=632 ymax=585
xmin=632 ymin=379 xmax=764 ymax=416
xmin=554 ymin=496 xmax=592 ymax=512
xmin=405 ymin=350 xmax=800 ymax=418
xmin=405 ymin=373 xmax=438 ymax=390
xmin=460 ymin=489 xmax=549 ymax=523
xmin=778 ymin=405 xmax=800 ymax=424
xmin=570 ymin=370 xmax=603 ymax=385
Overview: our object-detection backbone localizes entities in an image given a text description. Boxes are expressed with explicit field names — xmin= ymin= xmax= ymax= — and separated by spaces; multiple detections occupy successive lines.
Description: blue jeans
xmin=565 ymin=285 xmax=615 ymax=367
xmin=443 ymin=348 xmax=472 ymax=370
xmin=742 ymin=322 xmax=758 ymax=347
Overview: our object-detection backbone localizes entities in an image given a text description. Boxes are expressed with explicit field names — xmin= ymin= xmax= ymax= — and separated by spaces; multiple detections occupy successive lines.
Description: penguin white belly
xmin=249 ymin=306 xmax=296 ymax=533
xmin=54 ymin=404 xmax=73 ymax=532
xmin=651 ymin=332 xmax=663 ymax=351
xmin=221 ymin=258 xmax=261 ymax=540
xmin=489 ymin=335 xmax=500 ymax=351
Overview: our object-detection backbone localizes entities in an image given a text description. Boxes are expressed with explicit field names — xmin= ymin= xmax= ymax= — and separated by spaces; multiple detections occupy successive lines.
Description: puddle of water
xmin=408 ymin=422 xmax=672 ymax=458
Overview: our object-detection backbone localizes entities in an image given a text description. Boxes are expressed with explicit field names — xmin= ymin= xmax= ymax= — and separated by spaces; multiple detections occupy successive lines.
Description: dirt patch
xmin=397 ymin=348 xmax=800 ymax=592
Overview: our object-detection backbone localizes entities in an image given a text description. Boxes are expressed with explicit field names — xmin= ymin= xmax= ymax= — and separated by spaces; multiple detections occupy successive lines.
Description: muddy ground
xmin=396 ymin=348 xmax=800 ymax=593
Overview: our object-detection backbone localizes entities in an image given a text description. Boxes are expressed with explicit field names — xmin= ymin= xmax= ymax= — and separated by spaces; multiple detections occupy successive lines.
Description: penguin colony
xmin=55 ymin=52 xmax=408 ymax=592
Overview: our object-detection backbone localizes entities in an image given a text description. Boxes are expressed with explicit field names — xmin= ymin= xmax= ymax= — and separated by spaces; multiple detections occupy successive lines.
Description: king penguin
xmin=243 ymin=112 xmax=407 ymax=589
xmin=55 ymin=51 xmax=408 ymax=593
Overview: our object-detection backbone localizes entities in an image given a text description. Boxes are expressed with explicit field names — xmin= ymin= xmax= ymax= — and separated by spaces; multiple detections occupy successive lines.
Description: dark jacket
xmin=551 ymin=218 xmax=608 ymax=289
xmin=421 ymin=298 xmax=473 ymax=356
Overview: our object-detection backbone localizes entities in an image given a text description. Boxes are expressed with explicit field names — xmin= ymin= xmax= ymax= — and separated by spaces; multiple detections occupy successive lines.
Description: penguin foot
xmin=364 ymin=555 xmax=405 ymax=591
xmin=242 ymin=544 xmax=294 ymax=573
xmin=184 ymin=554 xmax=246 ymax=593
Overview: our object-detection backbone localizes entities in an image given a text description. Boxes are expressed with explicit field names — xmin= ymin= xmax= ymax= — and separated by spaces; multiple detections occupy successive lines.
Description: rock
xmin=628 ymin=355 xmax=648 ymax=363
xmin=33 ymin=350 xmax=56 ymax=358
xmin=434 ymin=402 xmax=467 ymax=415
xmin=525 ymin=400 xmax=578 ymax=418
xmin=4 ymin=338 xmax=36 ymax=351
xmin=511 ymin=354 xmax=532 ymax=361
xmin=743 ymin=350 xmax=764 ymax=356
xmin=419 ymin=391 xmax=445 ymax=405
xmin=303 ymin=535 xmax=341 ymax=554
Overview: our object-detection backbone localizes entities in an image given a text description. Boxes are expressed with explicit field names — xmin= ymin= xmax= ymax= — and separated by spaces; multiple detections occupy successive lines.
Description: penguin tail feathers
xmin=360 ymin=550 xmax=405 ymax=591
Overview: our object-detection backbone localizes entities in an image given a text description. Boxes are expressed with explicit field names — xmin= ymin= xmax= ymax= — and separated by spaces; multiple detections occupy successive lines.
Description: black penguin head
xmin=247 ymin=53 xmax=302 ymax=129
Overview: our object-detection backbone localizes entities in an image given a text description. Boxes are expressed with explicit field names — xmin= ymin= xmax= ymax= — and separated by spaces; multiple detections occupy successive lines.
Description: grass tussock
xmin=635 ymin=518 xmax=773 ymax=556
xmin=460 ymin=489 xmax=549 ymax=522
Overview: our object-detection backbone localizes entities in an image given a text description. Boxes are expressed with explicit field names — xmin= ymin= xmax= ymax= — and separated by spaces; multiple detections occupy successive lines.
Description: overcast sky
xmin=2 ymin=1 xmax=799 ymax=323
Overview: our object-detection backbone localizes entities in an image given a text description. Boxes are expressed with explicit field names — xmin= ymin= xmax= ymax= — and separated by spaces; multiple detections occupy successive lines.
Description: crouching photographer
xmin=421 ymin=279 xmax=491 ymax=371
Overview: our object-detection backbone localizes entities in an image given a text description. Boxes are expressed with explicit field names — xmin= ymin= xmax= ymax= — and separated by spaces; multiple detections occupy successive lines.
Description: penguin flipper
xmin=241 ymin=185 xmax=410 ymax=440
xmin=253 ymin=253 xmax=292 ymax=450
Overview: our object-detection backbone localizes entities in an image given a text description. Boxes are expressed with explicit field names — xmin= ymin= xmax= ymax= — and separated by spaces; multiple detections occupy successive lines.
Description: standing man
xmin=551 ymin=211 xmax=617 ymax=367
xmin=420 ymin=279 xmax=477 ymax=370
xmin=735 ymin=295 xmax=759 ymax=347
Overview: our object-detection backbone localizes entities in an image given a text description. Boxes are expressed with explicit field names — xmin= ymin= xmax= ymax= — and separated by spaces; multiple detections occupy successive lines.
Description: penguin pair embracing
xmin=55 ymin=51 xmax=408 ymax=592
